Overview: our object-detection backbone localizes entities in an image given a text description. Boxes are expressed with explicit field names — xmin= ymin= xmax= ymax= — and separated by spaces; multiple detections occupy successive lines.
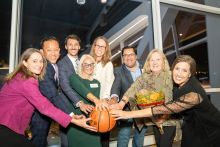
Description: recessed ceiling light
xmin=100 ymin=0 xmax=107 ymax=3
xmin=77 ymin=0 xmax=86 ymax=5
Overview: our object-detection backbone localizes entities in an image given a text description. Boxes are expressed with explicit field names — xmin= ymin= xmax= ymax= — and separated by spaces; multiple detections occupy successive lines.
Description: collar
xmin=67 ymin=54 xmax=78 ymax=63
xmin=125 ymin=61 xmax=140 ymax=72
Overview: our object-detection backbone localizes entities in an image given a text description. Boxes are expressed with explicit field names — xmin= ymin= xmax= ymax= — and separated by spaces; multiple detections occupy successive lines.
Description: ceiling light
xmin=77 ymin=0 xmax=86 ymax=5
xmin=100 ymin=0 xmax=107 ymax=4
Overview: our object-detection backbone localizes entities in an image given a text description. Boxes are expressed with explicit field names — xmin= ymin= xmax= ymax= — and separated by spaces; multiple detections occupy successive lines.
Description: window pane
xmin=0 ymin=0 xmax=11 ymax=68
xmin=175 ymin=11 xmax=206 ymax=48
xmin=161 ymin=6 xmax=210 ymax=85
xmin=185 ymin=0 xmax=220 ymax=8
xmin=111 ymin=45 xmax=121 ymax=67
xmin=0 ymin=0 xmax=11 ymax=87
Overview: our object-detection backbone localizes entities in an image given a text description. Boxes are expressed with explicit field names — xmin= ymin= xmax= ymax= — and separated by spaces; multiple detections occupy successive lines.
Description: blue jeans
xmin=117 ymin=119 xmax=147 ymax=147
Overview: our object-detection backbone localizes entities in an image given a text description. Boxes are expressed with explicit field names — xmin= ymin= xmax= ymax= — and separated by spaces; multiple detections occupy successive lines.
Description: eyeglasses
xmin=95 ymin=44 xmax=106 ymax=49
xmin=123 ymin=53 xmax=136 ymax=58
xmin=82 ymin=63 xmax=95 ymax=68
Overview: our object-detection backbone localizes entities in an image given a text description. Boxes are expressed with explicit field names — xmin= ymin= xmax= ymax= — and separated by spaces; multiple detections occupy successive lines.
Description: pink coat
xmin=0 ymin=73 xmax=71 ymax=135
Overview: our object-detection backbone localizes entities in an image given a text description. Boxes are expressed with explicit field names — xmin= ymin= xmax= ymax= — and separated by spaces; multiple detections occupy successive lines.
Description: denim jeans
xmin=117 ymin=119 xmax=147 ymax=147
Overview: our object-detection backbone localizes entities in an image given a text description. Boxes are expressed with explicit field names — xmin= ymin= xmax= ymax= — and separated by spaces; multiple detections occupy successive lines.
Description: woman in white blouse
xmin=90 ymin=36 xmax=114 ymax=147
xmin=90 ymin=36 xmax=115 ymax=100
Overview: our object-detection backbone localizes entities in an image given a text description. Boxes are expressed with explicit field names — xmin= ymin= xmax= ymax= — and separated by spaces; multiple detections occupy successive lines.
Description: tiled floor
xmin=47 ymin=122 xmax=181 ymax=147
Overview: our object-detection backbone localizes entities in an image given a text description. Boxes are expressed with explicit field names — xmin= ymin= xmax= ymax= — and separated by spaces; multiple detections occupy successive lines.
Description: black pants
xmin=0 ymin=125 xmax=35 ymax=147
xmin=153 ymin=125 xmax=176 ymax=147
xmin=101 ymin=132 xmax=110 ymax=147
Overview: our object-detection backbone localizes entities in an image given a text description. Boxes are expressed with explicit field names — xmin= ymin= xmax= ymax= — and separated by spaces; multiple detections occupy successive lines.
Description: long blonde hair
xmin=90 ymin=36 xmax=111 ymax=66
xmin=5 ymin=48 xmax=47 ymax=81
xmin=77 ymin=54 xmax=96 ymax=78
xmin=143 ymin=49 xmax=170 ymax=73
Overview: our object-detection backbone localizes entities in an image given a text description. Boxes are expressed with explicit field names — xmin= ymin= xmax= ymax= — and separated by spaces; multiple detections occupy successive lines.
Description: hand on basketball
xmin=79 ymin=102 xmax=94 ymax=114
xmin=71 ymin=116 xmax=97 ymax=132
xmin=95 ymin=99 xmax=109 ymax=111
xmin=90 ymin=109 xmax=116 ymax=132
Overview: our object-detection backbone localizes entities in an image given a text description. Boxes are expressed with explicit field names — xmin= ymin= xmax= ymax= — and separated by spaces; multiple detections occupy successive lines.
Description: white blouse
xmin=93 ymin=61 xmax=115 ymax=99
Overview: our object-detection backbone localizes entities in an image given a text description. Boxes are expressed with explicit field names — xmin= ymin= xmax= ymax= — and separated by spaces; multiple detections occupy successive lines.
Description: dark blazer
xmin=30 ymin=62 xmax=67 ymax=147
xmin=57 ymin=55 xmax=81 ymax=107
xmin=111 ymin=63 xmax=142 ymax=110
xmin=39 ymin=63 xmax=59 ymax=103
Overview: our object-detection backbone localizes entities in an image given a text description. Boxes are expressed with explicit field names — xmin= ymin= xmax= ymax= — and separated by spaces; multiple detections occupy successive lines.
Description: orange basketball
xmin=89 ymin=109 xmax=116 ymax=133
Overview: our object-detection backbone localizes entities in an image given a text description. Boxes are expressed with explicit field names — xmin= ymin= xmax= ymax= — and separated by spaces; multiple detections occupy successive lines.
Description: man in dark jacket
xmin=30 ymin=36 xmax=70 ymax=147
xmin=110 ymin=46 xmax=147 ymax=147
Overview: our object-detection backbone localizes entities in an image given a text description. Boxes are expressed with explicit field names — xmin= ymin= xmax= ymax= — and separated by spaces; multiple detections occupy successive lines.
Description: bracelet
xmin=120 ymin=99 xmax=127 ymax=104
xmin=69 ymin=112 xmax=75 ymax=117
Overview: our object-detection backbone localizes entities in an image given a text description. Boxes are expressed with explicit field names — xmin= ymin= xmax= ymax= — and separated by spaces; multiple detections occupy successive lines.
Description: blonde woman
xmin=90 ymin=36 xmax=114 ymax=100
xmin=110 ymin=49 xmax=177 ymax=147
xmin=90 ymin=36 xmax=114 ymax=147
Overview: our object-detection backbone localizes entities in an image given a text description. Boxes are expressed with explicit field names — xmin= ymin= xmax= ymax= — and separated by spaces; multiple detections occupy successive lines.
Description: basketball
xmin=89 ymin=109 xmax=116 ymax=133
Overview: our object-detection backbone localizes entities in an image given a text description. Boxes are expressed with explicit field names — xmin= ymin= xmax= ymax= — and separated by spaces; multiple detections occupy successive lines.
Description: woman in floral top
xmin=110 ymin=49 xmax=178 ymax=147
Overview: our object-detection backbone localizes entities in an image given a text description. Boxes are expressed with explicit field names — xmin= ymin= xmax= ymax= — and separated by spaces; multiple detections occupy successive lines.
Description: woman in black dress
xmin=111 ymin=55 xmax=220 ymax=147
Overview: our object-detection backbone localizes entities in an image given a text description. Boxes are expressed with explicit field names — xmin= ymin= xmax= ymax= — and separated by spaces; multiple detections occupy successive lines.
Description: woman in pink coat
xmin=0 ymin=48 xmax=96 ymax=147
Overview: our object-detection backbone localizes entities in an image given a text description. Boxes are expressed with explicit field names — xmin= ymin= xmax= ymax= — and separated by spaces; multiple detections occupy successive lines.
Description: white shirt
xmin=51 ymin=63 xmax=59 ymax=82
xmin=67 ymin=54 xmax=79 ymax=72
xmin=67 ymin=54 xmax=81 ymax=107
xmin=93 ymin=61 xmax=115 ymax=99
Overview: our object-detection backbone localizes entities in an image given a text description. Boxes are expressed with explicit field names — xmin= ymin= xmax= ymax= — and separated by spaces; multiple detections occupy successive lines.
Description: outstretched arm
xmin=151 ymin=92 xmax=202 ymax=116
xmin=71 ymin=115 xmax=97 ymax=132
xmin=111 ymin=92 xmax=202 ymax=120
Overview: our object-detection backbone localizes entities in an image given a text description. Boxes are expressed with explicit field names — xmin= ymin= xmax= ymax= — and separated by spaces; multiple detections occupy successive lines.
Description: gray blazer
xmin=57 ymin=55 xmax=80 ymax=107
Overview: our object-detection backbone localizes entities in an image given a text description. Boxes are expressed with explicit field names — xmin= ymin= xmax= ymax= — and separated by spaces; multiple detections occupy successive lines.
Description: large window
xmin=0 ymin=0 xmax=12 ymax=87
xmin=0 ymin=0 xmax=11 ymax=68
xmin=161 ymin=4 xmax=210 ymax=85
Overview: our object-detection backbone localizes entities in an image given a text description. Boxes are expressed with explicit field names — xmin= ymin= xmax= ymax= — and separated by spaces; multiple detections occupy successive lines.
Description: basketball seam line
xmin=98 ymin=111 xmax=101 ymax=132
xmin=107 ymin=110 xmax=110 ymax=131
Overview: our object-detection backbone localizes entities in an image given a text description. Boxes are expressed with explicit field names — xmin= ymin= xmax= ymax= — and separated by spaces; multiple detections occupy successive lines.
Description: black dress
xmin=151 ymin=76 xmax=220 ymax=147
